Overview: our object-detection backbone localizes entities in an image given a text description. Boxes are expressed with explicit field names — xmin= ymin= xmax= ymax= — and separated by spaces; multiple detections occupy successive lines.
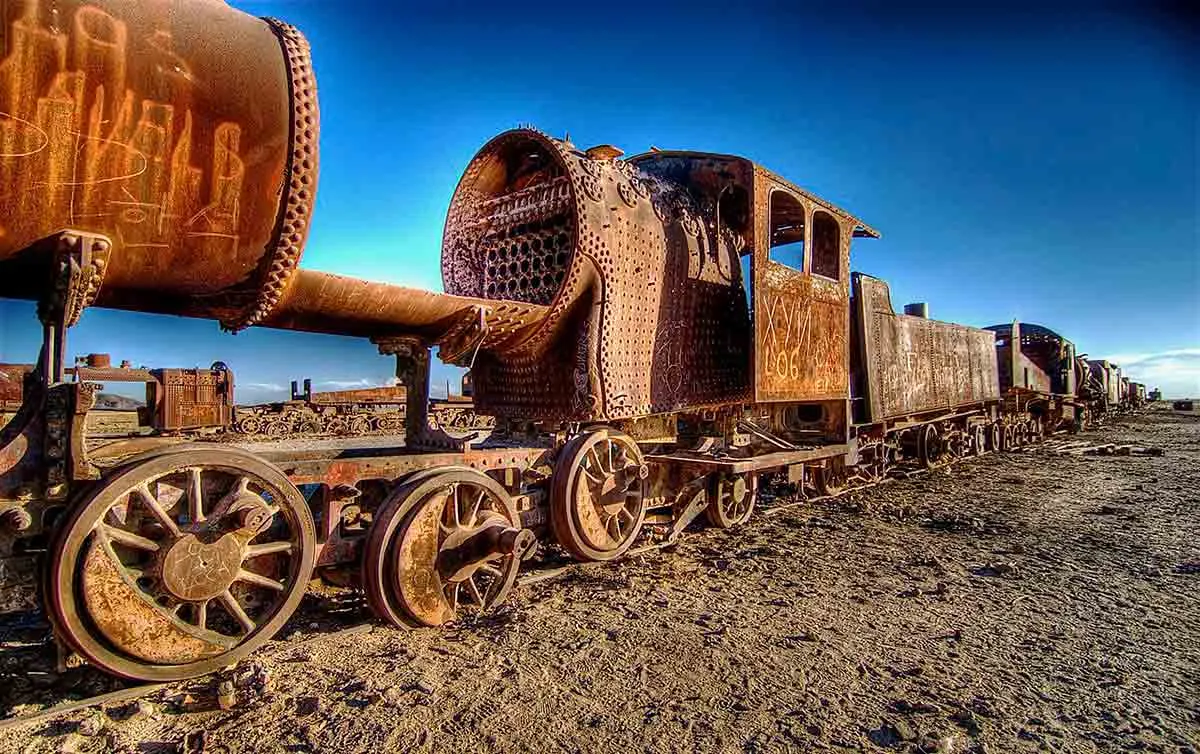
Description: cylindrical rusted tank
xmin=0 ymin=0 xmax=317 ymax=330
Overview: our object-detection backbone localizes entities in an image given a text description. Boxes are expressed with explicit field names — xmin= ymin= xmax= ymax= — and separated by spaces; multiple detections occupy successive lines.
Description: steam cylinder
xmin=0 ymin=0 xmax=317 ymax=330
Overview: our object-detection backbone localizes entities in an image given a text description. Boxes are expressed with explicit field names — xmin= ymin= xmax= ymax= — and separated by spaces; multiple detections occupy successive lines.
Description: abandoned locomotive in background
xmin=0 ymin=0 xmax=1147 ymax=682
xmin=0 ymin=357 xmax=486 ymax=438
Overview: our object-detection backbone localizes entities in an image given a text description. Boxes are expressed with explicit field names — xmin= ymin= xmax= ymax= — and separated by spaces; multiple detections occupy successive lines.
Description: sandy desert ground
xmin=0 ymin=409 xmax=1197 ymax=753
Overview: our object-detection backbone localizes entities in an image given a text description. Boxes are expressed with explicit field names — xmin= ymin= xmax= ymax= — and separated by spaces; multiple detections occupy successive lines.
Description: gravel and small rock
xmin=0 ymin=409 xmax=1197 ymax=753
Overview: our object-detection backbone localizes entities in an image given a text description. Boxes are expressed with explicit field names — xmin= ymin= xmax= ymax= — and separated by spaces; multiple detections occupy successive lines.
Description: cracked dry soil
xmin=1 ymin=409 xmax=1198 ymax=753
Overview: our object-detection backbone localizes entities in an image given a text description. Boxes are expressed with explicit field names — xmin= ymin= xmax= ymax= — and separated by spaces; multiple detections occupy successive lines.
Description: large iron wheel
xmin=705 ymin=473 xmax=757 ymax=527
xmin=551 ymin=429 xmax=648 ymax=561
xmin=47 ymin=447 xmax=316 ymax=681
xmin=362 ymin=468 xmax=531 ymax=629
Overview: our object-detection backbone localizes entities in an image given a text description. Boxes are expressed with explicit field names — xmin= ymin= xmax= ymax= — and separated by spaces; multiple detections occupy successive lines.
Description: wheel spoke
xmin=245 ymin=541 xmax=293 ymax=558
xmin=134 ymin=484 xmax=180 ymax=537
xmin=464 ymin=576 xmax=484 ymax=606
xmin=466 ymin=487 xmax=484 ymax=527
xmin=219 ymin=590 xmax=255 ymax=633
xmin=586 ymin=446 xmax=605 ymax=475
xmin=479 ymin=564 xmax=504 ymax=579
xmin=97 ymin=523 xmax=161 ymax=552
xmin=196 ymin=599 xmax=208 ymax=629
xmin=236 ymin=568 xmax=285 ymax=591
xmin=188 ymin=467 xmax=205 ymax=523
xmin=581 ymin=464 xmax=606 ymax=485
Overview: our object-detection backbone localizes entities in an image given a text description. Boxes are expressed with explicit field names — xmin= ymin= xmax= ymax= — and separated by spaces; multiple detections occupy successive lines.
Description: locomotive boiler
xmin=0 ymin=0 xmax=1141 ymax=683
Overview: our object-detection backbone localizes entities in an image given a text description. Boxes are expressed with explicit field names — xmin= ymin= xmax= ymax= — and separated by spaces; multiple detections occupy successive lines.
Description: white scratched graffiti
xmin=760 ymin=289 xmax=846 ymax=395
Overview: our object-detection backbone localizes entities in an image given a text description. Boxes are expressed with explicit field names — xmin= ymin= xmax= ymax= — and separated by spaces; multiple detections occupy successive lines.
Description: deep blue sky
xmin=1 ymin=1 xmax=1196 ymax=398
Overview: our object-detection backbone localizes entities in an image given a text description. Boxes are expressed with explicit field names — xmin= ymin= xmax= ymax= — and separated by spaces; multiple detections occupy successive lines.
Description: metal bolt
xmin=0 ymin=508 xmax=33 ymax=533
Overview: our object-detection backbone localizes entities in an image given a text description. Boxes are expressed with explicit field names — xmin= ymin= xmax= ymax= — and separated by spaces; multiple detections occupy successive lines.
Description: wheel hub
xmin=160 ymin=534 xmax=243 ymax=602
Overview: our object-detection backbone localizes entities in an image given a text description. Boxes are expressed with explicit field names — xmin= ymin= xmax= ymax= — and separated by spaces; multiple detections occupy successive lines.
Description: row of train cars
xmin=0 ymin=354 xmax=491 ymax=439
xmin=0 ymin=323 xmax=1154 ymax=447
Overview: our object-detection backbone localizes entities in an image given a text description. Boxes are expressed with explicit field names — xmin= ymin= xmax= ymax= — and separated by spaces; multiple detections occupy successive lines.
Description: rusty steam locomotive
xmin=0 ymin=0 xmax=1145 ymax=681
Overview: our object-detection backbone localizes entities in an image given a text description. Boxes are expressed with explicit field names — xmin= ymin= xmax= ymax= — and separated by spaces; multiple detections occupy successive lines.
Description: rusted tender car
xmin=985 ymin=322 xmax=1087 ymax=434
xmin=0 ymin=0 xmax=1106 ymax=683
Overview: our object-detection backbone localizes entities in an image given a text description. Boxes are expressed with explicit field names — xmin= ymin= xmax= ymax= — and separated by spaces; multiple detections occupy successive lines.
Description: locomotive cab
xmin=628 ymin=151 xmax=880 ymax=447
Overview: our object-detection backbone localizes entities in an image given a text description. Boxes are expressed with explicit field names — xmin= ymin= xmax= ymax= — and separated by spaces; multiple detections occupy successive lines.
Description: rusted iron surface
xmin=852 ymin=273 xmax=1000 ymax=422
xmin=751 ymin=166 xmax=856 ymax=402
xmin=305 ymin=385 xmax=407 ymax=406
xmin=1087 ymin=360 xmax=1123 ymax=408
xmin=0 ymin=364 xmax=33 ymax=412
xmin=0 ymin=0 xmax=316 ymax=329
xmin=442 ymin=130 xmax=876 ymax=422
xmin=985 ymin=322 xmax=1077 ymax=396
xmin=0 ymin=0 xmax=1158 ymax=690
xmin=152 ymin=367 xmax=234 ymax=430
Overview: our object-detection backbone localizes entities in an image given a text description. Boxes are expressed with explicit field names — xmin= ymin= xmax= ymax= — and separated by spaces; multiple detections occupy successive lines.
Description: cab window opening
xmin=811 ymin=210 xmax=841 ymax=280
xmin=768 ymin=191 xmax=806 ymax=271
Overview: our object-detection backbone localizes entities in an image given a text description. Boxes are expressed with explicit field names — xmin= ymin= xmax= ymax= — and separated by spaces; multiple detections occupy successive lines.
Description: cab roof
xmin=629 ymin=149 xmax=880 ymax=239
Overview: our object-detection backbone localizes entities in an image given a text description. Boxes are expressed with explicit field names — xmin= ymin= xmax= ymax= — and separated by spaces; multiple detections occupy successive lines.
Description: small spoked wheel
xmin=363 ymin=468 xmax=532 ymax=629
xmin=918 ymin=424 xmax=943 ymax=469
xmin=376 ymin=414 xmax=403 ymax=435
xmin=235 ymin=416 xmax=262 ymax=435
xmin=705 ymin=473 xmax=757 ymax=527
xmin=814 ymin=458 xmax=850 ymax=497
xmin=972 ymin=425 xmax=987 ymax=456
xmin=297 ymin=418 xmax=321 ymax=435
xmin=1003 ymin=424 xmax=1017 ymax=450
xmin=47 ymin=447 xmax=316 ymax=681
xmin=551 ymin=428 xmax=648 ymax=561
xmin=264 ymin=420 xmax=290 ymax=437
xmin=988 ymin=422 xmax=1002 ymax=452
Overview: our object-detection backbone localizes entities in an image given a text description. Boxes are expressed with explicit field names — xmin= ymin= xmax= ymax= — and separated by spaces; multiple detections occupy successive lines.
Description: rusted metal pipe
xmin=0 ymin=0 xmax=316 ymax=331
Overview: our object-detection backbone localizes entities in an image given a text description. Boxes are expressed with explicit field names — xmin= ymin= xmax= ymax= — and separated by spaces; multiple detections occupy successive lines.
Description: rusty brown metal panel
xmin=0 ymin=364 xmax=33 ymax=411
xmin=308 ymin=385 xmax=407 ymax=406
xmin=153 ymin=367 xmax=232 ymax=431
xmin=753 ymin=260 xmax=849 ymax=401
xmin=751 ymin=171 xmax=851 ymax=403
xmin=853 ymin=273 xmax=999 ymax=422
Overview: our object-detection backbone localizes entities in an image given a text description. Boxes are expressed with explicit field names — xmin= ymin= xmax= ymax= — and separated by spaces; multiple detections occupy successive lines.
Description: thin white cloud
xmin=241 ymin=382 xmax=286 ymax=392
xmin=1098 ymin=348 xmax=1200 ymax=398
xmin=317 ymin=378 xmax=376 ymax=390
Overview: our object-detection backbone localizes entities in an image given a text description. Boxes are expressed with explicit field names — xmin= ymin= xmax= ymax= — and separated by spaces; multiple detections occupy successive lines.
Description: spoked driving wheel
xmin=48 ymin=447 xmax=316 ymax=681
xmin=551 ymin=428 xmax=649 ymax=561
xmin=814 ymin=457 xmax=850 ymax=496
xmin=363 ymin=468 xmax=533 ymax=629
xmin=705 ymin=473 xmax=757 ymax=528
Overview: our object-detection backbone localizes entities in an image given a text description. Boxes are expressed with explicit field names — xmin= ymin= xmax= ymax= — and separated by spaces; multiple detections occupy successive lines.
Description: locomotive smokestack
xmin=904 ymin=303 xmax=929 ymax=318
